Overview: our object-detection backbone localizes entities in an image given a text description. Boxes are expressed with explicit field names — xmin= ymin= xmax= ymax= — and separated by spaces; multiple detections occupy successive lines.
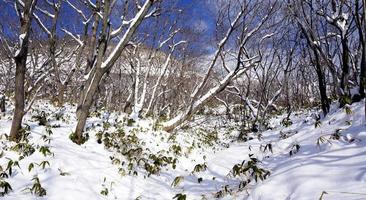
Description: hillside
xmin=0 ymin=100 xmax=365 ymax=200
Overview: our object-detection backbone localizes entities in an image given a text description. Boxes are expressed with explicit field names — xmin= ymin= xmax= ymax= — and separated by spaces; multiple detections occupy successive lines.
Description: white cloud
xmin=193 ymin=20 xmax=208 ymax=32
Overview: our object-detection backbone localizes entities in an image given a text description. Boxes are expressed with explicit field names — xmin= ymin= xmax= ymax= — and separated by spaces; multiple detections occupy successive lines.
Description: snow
xmin=1 ymin=100 xmax=366 ymax=199
xmin=65 ymin=0 xmax=88 ymax=21
xmin=313 ymin=40 xmax=321 ymax=46
xmin=14 ymin=34 xmax=26 ymax=57
xmin=61 ymin=28 xmax=83 ymax=46
xmin=337 ymin=13 xmax=349 ymax=34
xmin=337 ymin=19 xmax=346 ymax=34
xmin=248 ymin=101 xmax=366 ymax=200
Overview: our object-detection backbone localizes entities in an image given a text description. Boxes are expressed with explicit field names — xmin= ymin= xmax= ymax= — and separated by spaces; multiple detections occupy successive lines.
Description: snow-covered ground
xmin=0 ymin=100 xmax=366 ymax=199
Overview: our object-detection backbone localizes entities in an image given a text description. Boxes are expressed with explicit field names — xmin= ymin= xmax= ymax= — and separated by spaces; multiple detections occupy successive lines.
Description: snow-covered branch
xmin=101 ymin=0 xmax=154 ymax=69
xmin=61 ymin=28 xmax=84 ymax=46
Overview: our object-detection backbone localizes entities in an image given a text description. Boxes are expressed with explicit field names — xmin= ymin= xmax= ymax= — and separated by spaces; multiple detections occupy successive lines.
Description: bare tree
xmin=73 ymin=0 xmax=157 ymax=144
xmin=9 ymin=0 xmax=37 ymax=141
xmin=162 ymin=0 xmax=279 ymax=131
xmin=355 ymin=0 xmax=366 ymax=98
xmin=288 ymin=1 xmax=332 ymax=115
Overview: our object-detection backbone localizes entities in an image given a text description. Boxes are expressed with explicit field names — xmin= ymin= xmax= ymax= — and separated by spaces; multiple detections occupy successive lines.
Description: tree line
xmin=0 ymin=0 xmax=365 ymax=144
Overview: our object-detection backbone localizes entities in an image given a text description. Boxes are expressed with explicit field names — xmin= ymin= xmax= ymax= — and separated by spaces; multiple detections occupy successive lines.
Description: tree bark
xmin=74 ymin=0 xmax=109 ymax=143
xmin=74 ymin=67 xmax=105 ymax=141
xmin=314 ymin=51 xmax=330 ymax=115
xmin=76 ymin=2 xmax=100 ymax=118
xmin=0 ymin=94 xmax=5 ymax=113
xmin=9 ymin=0 xmax=37 ymax=141
xmin=359 ymin=0 xmax=366 ymax=98
xmin=340 ymin=37 xmax=351 ymax=107
xmin=360 ymin=43 xmax=366 ymax=98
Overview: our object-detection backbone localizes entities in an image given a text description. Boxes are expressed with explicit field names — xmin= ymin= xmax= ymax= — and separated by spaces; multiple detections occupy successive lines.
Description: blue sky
xmin=0 ymin=0 xmax=215 ymax=34
xmin=0 ymin=0 xmax=216 ymax=54
xmin=177 ymin=0 xmax=215 ymax=31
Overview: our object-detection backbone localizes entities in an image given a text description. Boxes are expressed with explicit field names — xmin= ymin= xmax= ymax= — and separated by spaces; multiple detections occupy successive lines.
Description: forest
xmin=0 ymin=0 xmax=366 ymax=199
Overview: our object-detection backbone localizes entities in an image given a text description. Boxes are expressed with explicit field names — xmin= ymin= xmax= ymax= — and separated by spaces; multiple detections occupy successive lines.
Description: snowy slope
xmin=0 ymin=100 xmax=365 ymax=200
xmin=248 ymin=102 xmax=366 ymax=200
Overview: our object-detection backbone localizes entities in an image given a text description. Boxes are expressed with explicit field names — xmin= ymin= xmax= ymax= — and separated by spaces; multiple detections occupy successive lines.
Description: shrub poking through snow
xmin=197 ymin=177 xmax=203 ymax=183
xmin=195 ymin=129 xmax=219 ymax=146
xmin=339 ymin=95 xmax=352 ymax=108
xmin=100 ymin=177 xmax=110 ymax=196
xmin=28 ymin=163 xmax=35 ymax=172
xmin=96 ymin=122 xmax=180 ymax=177
xmin=5 ymin=159 xmax=21 ymax=177
xmin=281 ymin=117 xmax=293 ymax=127
xmin=330 ymin=129 xmax=342 ymax=140
xmin=0 ymin=160 xmax=13 ymax=196
xmin=315 ymin=117 xmax=322 ymax=128
xmin=127 ymin=118 xmax=135 ymax=126
xmin=260 ymin=143 xmax=273 ymax=153
xmin=39 ymin=146 xmax=53 ymax=157
xmin=230 ymin=155 xmax=270 ymax=182
xmin=319 ymin=191 xmax=328 ymax=200
xmin=26 ymin=176 xmax=46 ymax=197
xmin=169 ymin=144 xmax=182 ymax=156
xmin=31 ymin=111 xmax=48 ymax=126
xmin=69 ymin=132 xmax=89 ymax=144
xmin=237 ymin=128 xmax=254 ymax=142
xmin=143 ymin=154 xmax=178 ymax=176
xmin=192 ymin=163 xmax=208 ymax=174
xmin=289 ymin=144 xmax=301 ymax=156
xmin=316 ymin=135 xmax=332 ymax=148
xmin=58 ymin=168 xmax=70 ymax=176
xmin=214 ymin=185 xmax=232 ymax=198
xmin=171 ymin=176 xmax=184 ymax=187
xmin=344 ymin=105 xmax=352 ymax=115
xmin=0 ymin=179 xmax=12 ymax=196
xmin=316 ymin=129 xmax=344 ymax=149
xmin=0 ymin=167 xmax=8 ymax=179
xmin=38 ymin=160 xmax=50 ymax=169
xmin=279 ymin=131 xmax=298 ymax=139
xmin=173 ymin=193 xmax=186 ymax=200
xmin=10 ymin=142 xmax=35 ymax=157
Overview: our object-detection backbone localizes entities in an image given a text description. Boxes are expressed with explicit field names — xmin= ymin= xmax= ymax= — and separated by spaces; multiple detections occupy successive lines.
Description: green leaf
xmin=173 ymin=193 xmax=186 ymax=200
xmin=38 ymin=161 xmax=50 ymax=169
xmin=28 ymin=163 xmax=34 ymax=172
xmin=0 ymin=180 xmax=13 ymax=196
xmin=6 ymin=160 xmax=13 ymax=176
xmin=39 ymin=146 xmax=52 ymax=157
xmin=171 ymin=176 xmax=184 ymax=188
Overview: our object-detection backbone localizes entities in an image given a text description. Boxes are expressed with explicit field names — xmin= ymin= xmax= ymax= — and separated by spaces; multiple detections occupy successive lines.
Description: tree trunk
xmin=314 ymin=52 xmax=330 ymax=116
xmin=340 ymin=37 xmax=350 ymax=107
xmin=76 ymin=1 xmax=100 ymax=117
xmin=74 ymin=68 xmax=105 ymax=142
xmin=360 ymin=43 xmax=366 ymax=98
xmin=74 ymin=0 xmax=109 ymax=143
xmin=0 ymin=95 xmax=5 ymax=113
xmin=362 ymin=0 xmax=366 ymax=123
xmin=9 ymin=0 xmax=36 ymax=141
xmin=10 ymin=57 xmax=26 ymax=141
xmin=359 ymin=3 xmax=366 ymax=99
